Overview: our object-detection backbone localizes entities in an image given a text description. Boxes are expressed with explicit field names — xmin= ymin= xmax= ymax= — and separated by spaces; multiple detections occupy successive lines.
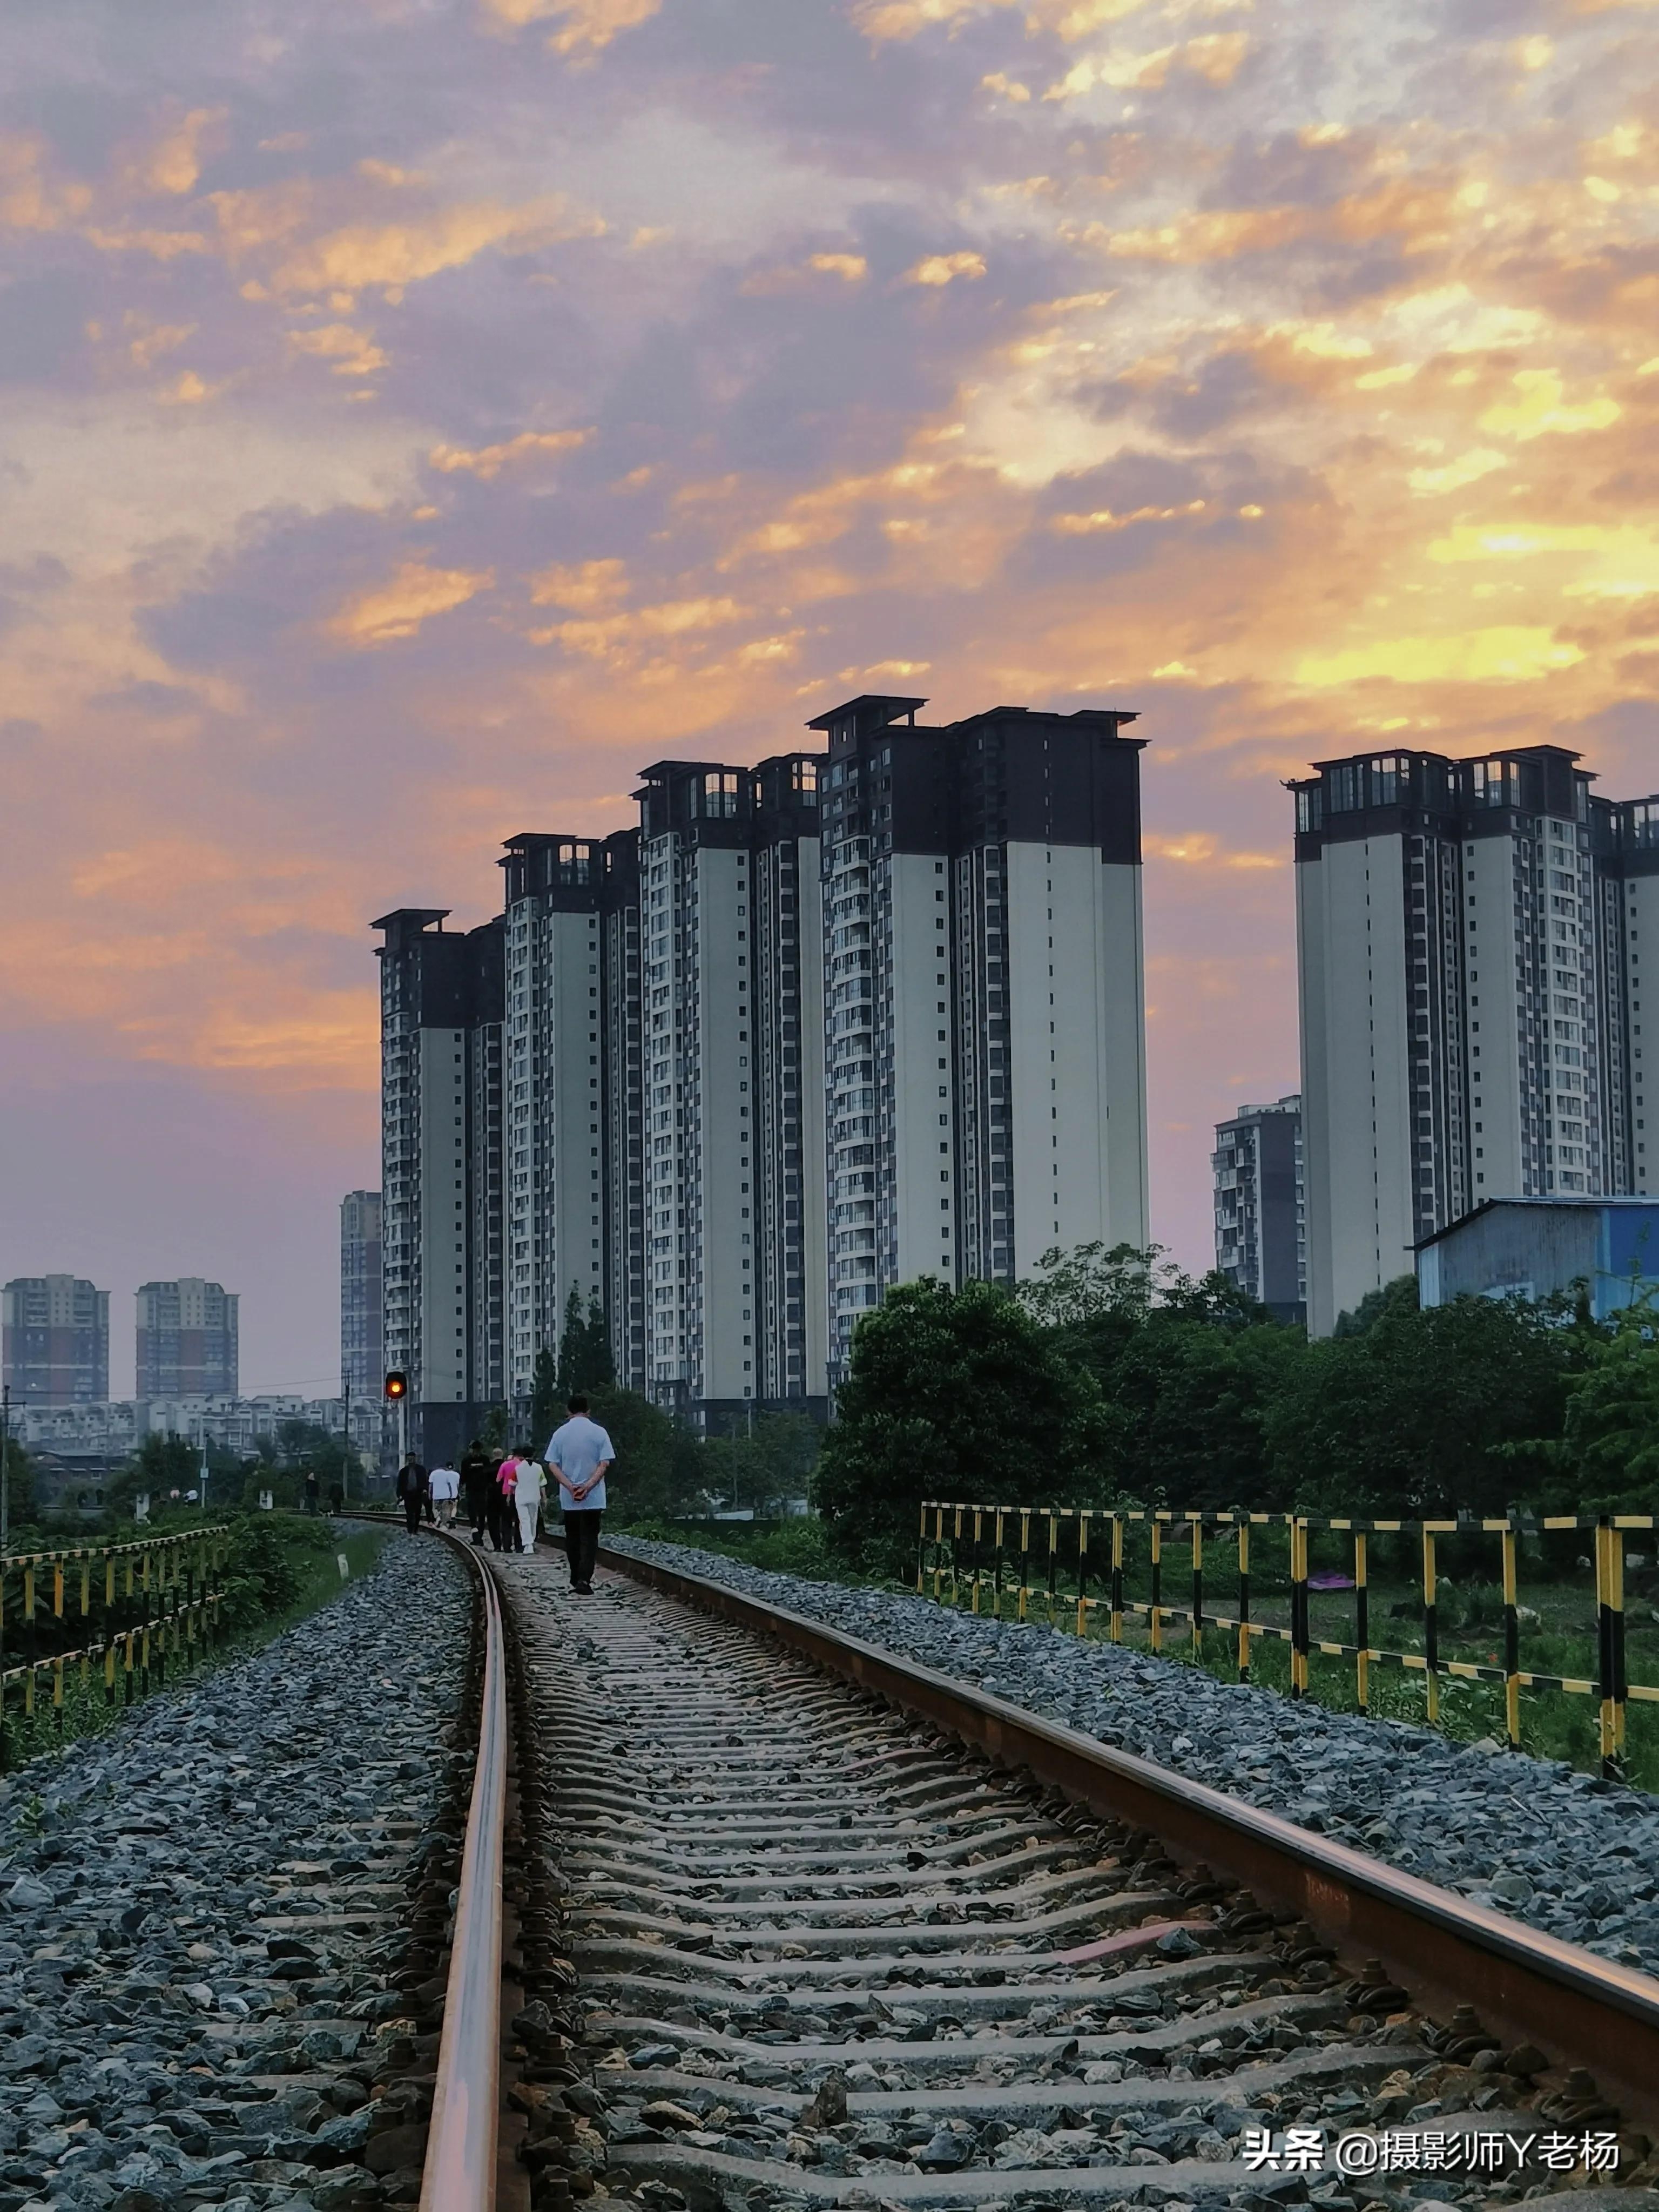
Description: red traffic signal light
xmin=384 ymin=1370 xmax=408 ymax=1401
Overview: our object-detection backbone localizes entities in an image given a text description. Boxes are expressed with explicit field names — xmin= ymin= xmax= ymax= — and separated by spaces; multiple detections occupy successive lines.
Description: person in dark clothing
xmin=328 ymin=1481 xmax=344 ymax=1516
xmin=302 ymin=1469 xmax=320 ymax=1516
xmin=395 ymin=1458 xmax=429 ymax=1535
xmin=460 ymin=1439 xmax=495 ymax=1547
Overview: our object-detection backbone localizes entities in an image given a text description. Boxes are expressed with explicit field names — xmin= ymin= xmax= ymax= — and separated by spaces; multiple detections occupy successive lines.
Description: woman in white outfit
xmin=511 ymin=1449 xmax=546 ymax=1554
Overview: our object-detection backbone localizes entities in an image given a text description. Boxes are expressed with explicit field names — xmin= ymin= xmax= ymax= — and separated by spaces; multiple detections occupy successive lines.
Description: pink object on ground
xmin=1051 ymin=1917 xmax=1212 ymax=1966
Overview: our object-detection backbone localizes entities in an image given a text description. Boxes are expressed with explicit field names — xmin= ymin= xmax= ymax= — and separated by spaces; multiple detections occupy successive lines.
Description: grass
xmin=613 ymin=1514 xmax=881 ymax=1583
xmin=0 ymin=1516 xmax=388 ymax=1776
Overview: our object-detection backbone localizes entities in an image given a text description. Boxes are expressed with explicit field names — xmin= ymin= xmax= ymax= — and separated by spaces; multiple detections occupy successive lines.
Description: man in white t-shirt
xmin=544 ymin=1394 xmax=615 ymax=1595
xmin=428 ymin=1462 xmax=461 ymax=1528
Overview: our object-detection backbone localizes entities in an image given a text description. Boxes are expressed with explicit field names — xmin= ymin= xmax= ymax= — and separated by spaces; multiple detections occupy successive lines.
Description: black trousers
xmin=466 ymin=1487 xmax=491 ymax=1542
xmin=402 ymin=1496 xmax=423 ymax=1534
xmin=487 ymin=1491 xmax=514 ymax=1552
xmin=564 ymin=1509 xmax=603 ymax=1587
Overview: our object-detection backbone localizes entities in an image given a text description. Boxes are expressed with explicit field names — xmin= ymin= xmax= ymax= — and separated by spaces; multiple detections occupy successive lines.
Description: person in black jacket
xmin=395 ymin=1458 xmax=429 ymax=1535
xmin=459 ymin=1439 xmax=495 ymax=1547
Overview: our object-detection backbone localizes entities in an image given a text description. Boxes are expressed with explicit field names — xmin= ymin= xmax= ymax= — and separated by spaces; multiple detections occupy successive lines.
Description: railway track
xmin=417 ymin=1535 xmax=1659 ymax=2212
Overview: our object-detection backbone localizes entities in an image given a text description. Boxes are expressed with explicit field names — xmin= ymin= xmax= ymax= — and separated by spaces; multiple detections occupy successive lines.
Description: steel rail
xmin=419 ymin=1533 xmax=508 ymax=2212
xmin=596 ymin=1540 xmax=1659 ymax=2122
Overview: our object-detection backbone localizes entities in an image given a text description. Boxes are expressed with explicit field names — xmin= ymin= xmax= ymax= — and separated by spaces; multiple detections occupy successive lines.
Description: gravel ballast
xmin=0 ymin=1529 xmax=469 ymax=2212
xmin=606 ymin=1537 xmax=1659 ymax=1979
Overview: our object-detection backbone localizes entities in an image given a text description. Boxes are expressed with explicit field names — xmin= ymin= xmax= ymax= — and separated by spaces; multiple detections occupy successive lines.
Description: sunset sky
xmin=3 ymin=0 xmax=1656 ymax=1395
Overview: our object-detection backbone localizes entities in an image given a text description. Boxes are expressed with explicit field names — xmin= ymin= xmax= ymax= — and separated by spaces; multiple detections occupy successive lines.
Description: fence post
xmin=1110 ymin=1514 xmax=1124 ymax=1644
xmin=1237 ymin=1521 xmax=1251 ymax=1681
xmin=1502 ymin=1519 xmax=1521 ymax=1751
xmin=993 ymin=1509 xmax=1006 ymax=1620
xmin=1076 ymin=1512 xmax=1090 ymax=1636
xmin=1190 ymin=1516 xmax=1204 ymax=1657
xmin=931 ymin=1506 xmax=944 ymax=1601
xmin=916 ymin=1503 xmax=927 ymax=1595
xmin=950 ymin=1506 xmax=962 ymax=1607
xmin=1046 ymin=1514 xmax=1060 ymax=1626
xmin=1422 ymin=1527 xmax=1440 ymax=1727
xmin=1149 ymin=1519 xmax=1163 ymax=1653
xmin=1354 ymin=1532 xmax=1370 ymax=1716
xmin=1597 ymin=1516 xmax=1627 ymax=1783
xmin=970 ymin=1510 xmax=983 ymax=1614
xmin=1290 ymin=1517 xmax=1309 ymax=1699
xmin=1017 ymin=1510 xmax=1031 ymax=1623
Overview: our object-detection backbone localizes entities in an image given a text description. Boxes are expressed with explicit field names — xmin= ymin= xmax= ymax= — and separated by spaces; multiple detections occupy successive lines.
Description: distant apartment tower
xmin=812 ymin=694 xmax=1149 ymax=1382
xmin=340 ymin=1191 xmax=383 ymax=1399
xmin=1212 ymin=1096 xmax=1305 ymax=1321
xmin=633 ymin=755 xmax=830 ymax=1418
xmin=2 ymin=1276 xmax=110 ymax=1406
xmin=135 ymin=1279 xmax=238 ymax=1398
xmin=373 ymin=909 xmax=504 ymax=1460
xmin=498 ymin=831 xmax=639 ymax=1413
xmin=1293 ymin=746 xmax=1659 ymax=1335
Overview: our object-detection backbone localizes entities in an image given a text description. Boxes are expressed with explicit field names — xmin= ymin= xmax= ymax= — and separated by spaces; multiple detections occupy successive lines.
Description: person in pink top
xmin=495 ymin=1454 xmax=522 ymax=1552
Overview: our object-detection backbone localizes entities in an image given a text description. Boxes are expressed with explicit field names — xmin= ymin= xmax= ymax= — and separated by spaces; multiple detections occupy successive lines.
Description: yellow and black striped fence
xmin=917 ymin=1501 xmax=1656 ymax=1781
xmin=0 ymin=1526 xmax=231 ymax=1762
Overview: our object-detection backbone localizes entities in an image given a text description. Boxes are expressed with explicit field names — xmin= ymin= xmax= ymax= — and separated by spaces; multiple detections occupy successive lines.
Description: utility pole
xmin=342 ymin=1378 xmax=351 ymax=1506
xmin=1 ymin=1382 xmax=11 ymax=1559
xmin=198 ymin=1413 xmax=210 ymax=1514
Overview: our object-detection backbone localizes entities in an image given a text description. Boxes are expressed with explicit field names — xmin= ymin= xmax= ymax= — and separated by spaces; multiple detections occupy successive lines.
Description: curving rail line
xmin=414 ymin=1529 xmax=1659 ymax=2212
xmin=419 ymin=1527 xmax=508 ymax=2212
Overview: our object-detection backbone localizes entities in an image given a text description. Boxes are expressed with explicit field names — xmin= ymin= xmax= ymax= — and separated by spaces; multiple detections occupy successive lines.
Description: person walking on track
xmin=428 ymin=1459 xmax=460 ymax=1528
xmin=395 ymin=1457 xmax=429 ymax=1536
xmin=495 ymin=1451 xmax=523 ymax=1552
xmin=545 ymin=1394 xmax=614 ymax=1594
xmin=511 ymin=1448 xmax=547 ymax=1555
xmin=460 ymin=1438 xmax=495 ymax=1547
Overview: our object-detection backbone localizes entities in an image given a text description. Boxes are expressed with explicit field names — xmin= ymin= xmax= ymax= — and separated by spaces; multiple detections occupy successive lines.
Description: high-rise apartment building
xmin=374 ymin=688 xmax=1151 ymax=1426
xmin=1293 ymin=746 xmax=1659 ymax=1335
xmin=630 ymin=755 xmax=830 ymax=1417
xmin=135 ymin=1279 xmax=238 ymax=1398
xmin=373 ymin=909 xmax=504 ymax=1459
xmin=1212 ymin=1096 xmax=1305 ymax=1321
xmin=2 ymin=1276 xmax=109 ymax=1406
xmin=498 ymin=832 xmax=637 ymax=1413
xmin=811 ymin=694 xmax=1149 ymax=1381
xmin=340 ymin=1191 xmax=383 ymax=1399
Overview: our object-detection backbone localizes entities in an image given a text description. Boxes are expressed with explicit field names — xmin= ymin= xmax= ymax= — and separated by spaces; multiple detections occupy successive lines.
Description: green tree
xmin=583 ymin=1386 xmax=697 ymax=1520
xmin=1016 ymin=1241 xmax=1297 ymax=1512
xmin=815 ymin=1278 xmax=1112 ymax=1576
xmin=530 ymin=1345 xmax=560 ymax=1448
xmin=555 ymin=1287 xmax=615 ymax=1402
xmin=1548 ymin=1295 xmax=1659 ymax=1509
xmin=3 ymin=1432 xmax=35 ymax=1533
xmin=1262 ymin=1281 xmax=1582 ymax=1516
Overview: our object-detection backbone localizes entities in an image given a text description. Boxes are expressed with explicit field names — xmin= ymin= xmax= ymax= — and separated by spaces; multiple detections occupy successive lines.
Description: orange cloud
xmin=270 ymin=194 xmax=602 ymax=295
xmin=905 ymin=251 xmax=988 ymax=286
xmin=1297 ymin=629 xmax=1586 ymax=686
xmin=330 ymin=561 xmax=495 ymax=643
xmin=287 ymin=322 xmax=388 ymax=378
xmin=0 ymin=132 xmax=92 ymax=231
xmin=532 ymin=596 xmax=747 ymax=655
xmin=1478 ymin=368 xmax=1622 ymax=440
xmin=478 ymin=0 xmax=663 ymax=52
xmin=428 ymin=428 xmax=592 ymax=478
xmin=122 ymin=107 xmax=226 ymax=198
xmin=529 ymin=557 xmax=630 ymax=610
